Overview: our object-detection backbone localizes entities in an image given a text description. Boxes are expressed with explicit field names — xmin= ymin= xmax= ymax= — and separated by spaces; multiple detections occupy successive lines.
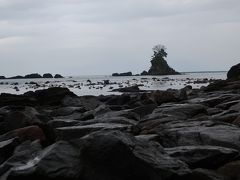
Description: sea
xmin=0 ymin=72 xmax=227 ymax=96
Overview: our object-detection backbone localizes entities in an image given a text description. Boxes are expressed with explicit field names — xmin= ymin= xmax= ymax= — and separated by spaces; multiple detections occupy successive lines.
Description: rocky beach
xmin=0 ymin=65 xmax=238 ymax=179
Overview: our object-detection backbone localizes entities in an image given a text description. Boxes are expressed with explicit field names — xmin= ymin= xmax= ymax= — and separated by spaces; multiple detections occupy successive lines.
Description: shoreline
xmin=0 ymin=76 xmax=240 ymax=179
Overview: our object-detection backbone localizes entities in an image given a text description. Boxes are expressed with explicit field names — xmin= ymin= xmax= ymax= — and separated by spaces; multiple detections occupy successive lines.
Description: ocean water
xmin=0 ymin=72 xmax=227 ymax=96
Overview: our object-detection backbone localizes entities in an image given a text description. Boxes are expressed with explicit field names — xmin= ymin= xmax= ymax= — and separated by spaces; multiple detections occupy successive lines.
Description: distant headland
xmin=0 ymin=73 xmax=64 ymax=79
xmin=112 ymin=44 xmax=180 ymax=76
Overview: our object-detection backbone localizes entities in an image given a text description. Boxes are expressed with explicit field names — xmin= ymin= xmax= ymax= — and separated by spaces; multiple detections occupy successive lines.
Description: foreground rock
xmin=5 ymin=131 xmax=190 ymax=180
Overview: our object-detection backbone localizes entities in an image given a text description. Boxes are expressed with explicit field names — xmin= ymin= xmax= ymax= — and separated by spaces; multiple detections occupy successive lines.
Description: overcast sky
xmin=0 ymin=0 xmax=240 ymax=76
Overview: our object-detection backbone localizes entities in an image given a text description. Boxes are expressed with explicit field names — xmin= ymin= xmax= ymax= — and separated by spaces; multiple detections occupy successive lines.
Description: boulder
xmin=24 ymin=73 xmax=42 ymax=79
xmin=0 ymin=76 xmax=5 ymax=79
xmin=28 ymin=87 xmax=77 ymax=106
xmin=42 ymin=73 xmax=53 ymax=78
xmin=4 ymin=131 xmax=190 ymax=180
xmin=112 ymin=72 xmax=133 ymax=76
xmin=112 ymin=85 xmax=142 ymax=92
xmin=54 ymin=74 xmax=64 ymax=78
xmin=227 ymin=63 xmax=240 ymax=80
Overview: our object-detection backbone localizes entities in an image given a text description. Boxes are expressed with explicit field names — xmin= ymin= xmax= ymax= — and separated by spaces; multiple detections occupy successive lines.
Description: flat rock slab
xmin=165 ymin=145 xmax=239 ymax=169
xmin=56 ymin=123 xmax=132 ymax=140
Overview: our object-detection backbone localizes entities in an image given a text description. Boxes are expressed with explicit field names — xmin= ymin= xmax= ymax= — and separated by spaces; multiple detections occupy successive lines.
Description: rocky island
xmin=143 ymin=44 xmax=180 ymax=75
xmin=112 ymin=44 xmax=180 ymax=76
xmin=0 ymin=64 xmax=239 ymax=179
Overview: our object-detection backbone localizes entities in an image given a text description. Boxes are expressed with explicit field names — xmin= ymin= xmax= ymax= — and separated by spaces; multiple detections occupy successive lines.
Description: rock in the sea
xmin=24 ymin=73 xmax=42 ymax=79
xmin=227 ymin=63 xmax=240 ymax=80
xmin=54 ymin=74 xmax=64 ymax=78
xmin=112 ymin=71 xmax=133 ymax=76
xmin=147 ymin=45 xmax=180 ymax=75
xmin=141 ymin=70 xmax=148 ymax=75
xmin=43 ymin=73 xmax=53 ymax=78
xmin=112 ymin=85 xmax=141 ymax=92
xmin=0 ymin=76 xmax=5 ymax=79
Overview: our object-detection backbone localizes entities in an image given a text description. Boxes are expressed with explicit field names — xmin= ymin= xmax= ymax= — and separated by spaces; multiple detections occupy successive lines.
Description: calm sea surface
xmin=0 ymin=72 xmax=227 ymax=96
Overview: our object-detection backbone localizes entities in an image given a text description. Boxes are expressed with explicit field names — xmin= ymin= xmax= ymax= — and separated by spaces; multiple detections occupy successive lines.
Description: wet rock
xmin=0 ymin=140 xmax=42 ymax=177
xmin=47 ymin=119 xmax=80 ymax=129
xmin=7 ymin=141 xmax=81 ymax=179
xmin=0 ymin=76 xmax=6 ymax=79
xmin=51 ymin=107 xmax=86 ymax=117
xmin=55 ymin=123 xmax=132 ymax=140
xmin=165 ymin=145 xmax=239 ymax=169
xmin=3 ymin=108 xmax=41 ymax=133
xmin=131 ymin=104 xmax=157 ymax=119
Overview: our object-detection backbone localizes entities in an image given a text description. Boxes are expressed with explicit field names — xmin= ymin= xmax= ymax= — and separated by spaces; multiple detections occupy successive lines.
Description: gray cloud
xmin=0 ymin=0 xmax=240 ymax=76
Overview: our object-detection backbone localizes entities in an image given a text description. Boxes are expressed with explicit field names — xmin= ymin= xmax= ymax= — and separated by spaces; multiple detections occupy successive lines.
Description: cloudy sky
xmin=0 ymin=0 xmax=240 ymax=76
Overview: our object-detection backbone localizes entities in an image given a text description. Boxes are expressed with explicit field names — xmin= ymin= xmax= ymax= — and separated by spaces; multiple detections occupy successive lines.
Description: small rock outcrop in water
xmin=227 ymin=63 xmax=240 ymax=80
xmin=54 ymin=74 xmax=64 ymax=78
xmin=147 ymin=45 xmax=180 ymax=75
xmin=24 ymin=73 xmax=42 ymax=78
xmin=43 ymin=73 xmax=53 ymax=78
xmin=112 ymin=72 xmax=133 ymax=76
xmin=0 ymin=76 xmax=5 ymax=79
xmin=3 ymin=65 xmax=240 ymax=179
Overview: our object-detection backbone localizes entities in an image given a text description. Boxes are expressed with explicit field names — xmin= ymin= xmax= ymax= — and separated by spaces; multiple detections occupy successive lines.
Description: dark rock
xmin=7 ymin=141 xmax=81 ymax=179
xmin=28 ymin=87 xmax=76 ymax=106
xmin=55 ymin=123 xmax=132 ymax=140
xmin=47 ymin=119 xmax=79 ymax=128
xmin=112 ymin=71 xmax=133 ymax=76
xmin=0 ymin=76 xmax=5 ymax=79
xmin=227 ymin=63 xmax=240 ymax=80
xmin=51 ymin=107 xmax=85 ymax=117
xmin=0 ymin=138 xmax=20 ymax=164
xmin=42 ymin=73 xmax=53 ymax=78
xmin=0 ymin=93 xmax=37 ymax=107
xmin=76 ymin=130 xmax=190 ymax=180
xmin=2 ymin=107 xmax=41 ymax=133
xmin=217 ymin=160 xmax=240 ymax=180
xmin=0 ymin=140 xmax=42 ymax=177
xmin=54 ymin=74 xmax=64 ymax=78
xmin=24 ymin=73 xmax=42 ymax=79
xmin=165 ymin=145 xmax=239 ymax=169
xmin=112 ymin=85 xmax=142 ymax=92
xmin=131 ymin=104 xmax=157 ymax=119
xmin=8 ymin=75 xmax=24 ymax=79
xmin=141 ymin=70 xmax=148 ymax=75
xmin=184 ymin=168 xmax=224 ymax=180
